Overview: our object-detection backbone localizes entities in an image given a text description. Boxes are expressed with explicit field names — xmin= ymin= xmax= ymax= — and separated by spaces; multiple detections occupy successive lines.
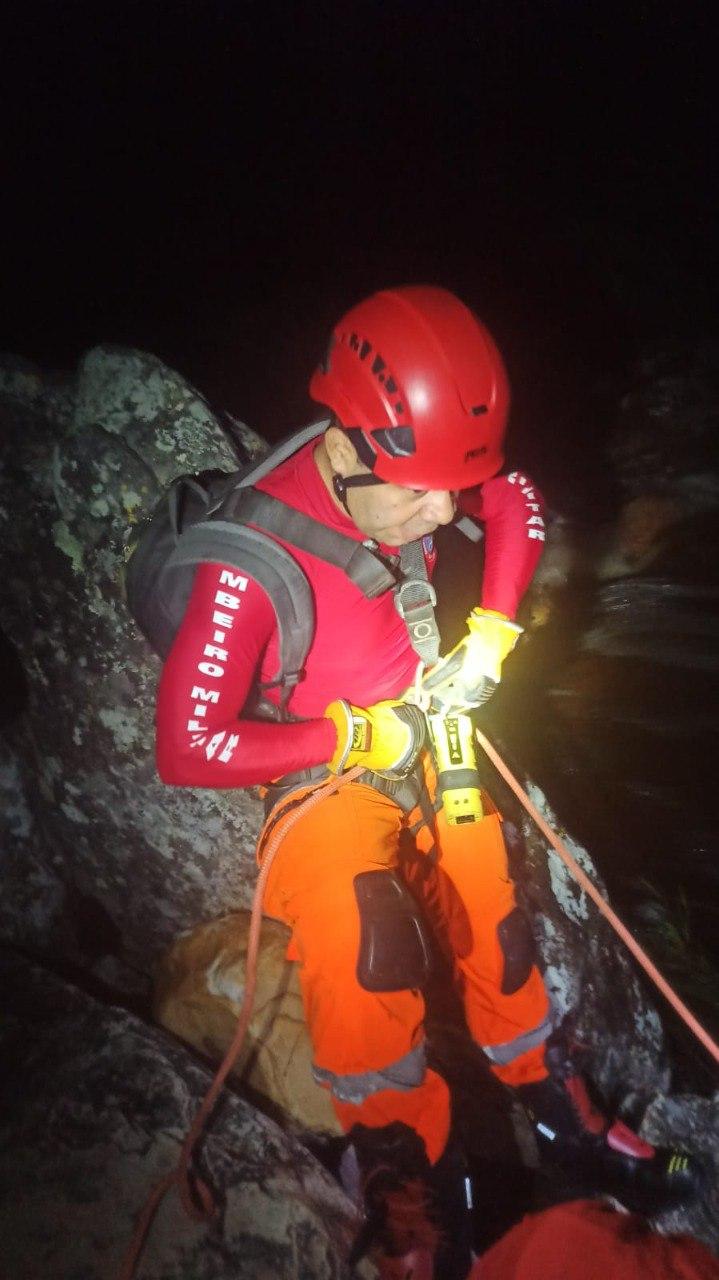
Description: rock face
xmin=609 ymin=338 xmax=719 ymax=509
xmin=510 ymin=338 xmax=719 ymax=1018
xmin=474 ymin=338 xmax=719 ymax=1250
xmin=642 ymin=1090 xmax=719 ymax=1252
xmin=0 ymin=346 xmax=270 ymax=989
xmin=0 ymin=949 xmax=372 ymax=1280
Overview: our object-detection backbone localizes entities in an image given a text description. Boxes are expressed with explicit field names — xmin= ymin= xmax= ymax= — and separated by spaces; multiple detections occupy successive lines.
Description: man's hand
xmin=422 ymin=608 xmax=523 ymax=711
xmin=325 ymin=699 xmax=427 ymax=779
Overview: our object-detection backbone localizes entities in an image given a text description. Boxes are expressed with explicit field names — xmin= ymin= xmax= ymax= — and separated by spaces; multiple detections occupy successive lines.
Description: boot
xmin=517 ymin=1071 xmax=705 ymax=1212
xmin=347 ymin=1122 xmax=474 ymax=1280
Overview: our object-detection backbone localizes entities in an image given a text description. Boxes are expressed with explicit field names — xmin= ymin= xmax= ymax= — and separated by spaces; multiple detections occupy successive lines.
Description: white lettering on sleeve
xmin=506 ymin=472 xmax=546 ymax=542
xmin=203 ymin=644 xmax=229 ymax=662
xmin=186 ymin=708 xmax=209 ymax=733
xmin=212 ymin=610 xmax=234 ymax=628
xmin=191 ymin=687 xmax=221 ymax=703
xmin=198 ymin=662 xmax=225 ymax=678
xmin=218 ymin=733 xmax=240 ymax=763
xmin=219 ymin=569 xmax=248 ymax=591
xmin=184 ymin=569 xmax=254 ymax=753
xmin=205 ymin=732 xmax=226 ymax=761
xmin=214 ymin=590 xmax=241 ymax=610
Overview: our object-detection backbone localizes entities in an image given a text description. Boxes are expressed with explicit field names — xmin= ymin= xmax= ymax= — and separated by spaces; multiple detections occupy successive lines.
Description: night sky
xmin=3 ymin=1 xmax=716 ymax=506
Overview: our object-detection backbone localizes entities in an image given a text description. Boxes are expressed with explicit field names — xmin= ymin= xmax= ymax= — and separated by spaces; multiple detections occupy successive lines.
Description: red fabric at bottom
xmin=473 ymin=1199 xmax=719 ymax=1280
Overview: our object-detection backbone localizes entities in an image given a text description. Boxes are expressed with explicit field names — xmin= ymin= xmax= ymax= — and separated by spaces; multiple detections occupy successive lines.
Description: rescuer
xmin=155 ymin=286 xmax=700 ymax=1278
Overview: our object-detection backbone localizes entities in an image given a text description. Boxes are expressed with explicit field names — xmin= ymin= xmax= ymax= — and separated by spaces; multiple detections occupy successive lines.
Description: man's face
xmin=319 ymin=425 xmax=457 ymax=546
xmin=345 ymin=478 xmax=457 ymax=547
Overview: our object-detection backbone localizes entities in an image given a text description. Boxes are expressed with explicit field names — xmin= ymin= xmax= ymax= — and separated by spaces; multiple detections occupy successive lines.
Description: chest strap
xmin=396 ymin=537 xmax=441 ymax=665
xmin=220 ymin=488 xmax=399 ymax=599
xmin=224 ymin=489 xmax=441 ymax=664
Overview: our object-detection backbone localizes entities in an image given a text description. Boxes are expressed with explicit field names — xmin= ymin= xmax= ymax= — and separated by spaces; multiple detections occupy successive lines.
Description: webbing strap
xmin=222 ymin=488 xmax=399 ymax=599
xmin=454 ymin=514 xmax=484 ymax=543
xmin=179 ymin=419 xmax=443 ymax=687
xmin=164 ymin=521 xmax=314 ymax=691
xmin=396 ymin=538 xmax=441 ymax=664
xmin=261 ymin=764 xmax=331 ymax=818
xmin=234 ymin=419 xmax=330 ymax=486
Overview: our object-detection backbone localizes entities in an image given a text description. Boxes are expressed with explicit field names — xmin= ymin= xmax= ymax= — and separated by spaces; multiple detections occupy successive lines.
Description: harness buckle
xmin=393 ymin=578 xmax=437 ymax=619
xmin=394 ymin=579 xmax=440 ymax=664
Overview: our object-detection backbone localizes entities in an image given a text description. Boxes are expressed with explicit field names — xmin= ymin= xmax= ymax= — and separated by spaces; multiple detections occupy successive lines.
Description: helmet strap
xmin=332 ymin=471 xmax=386 ymax=515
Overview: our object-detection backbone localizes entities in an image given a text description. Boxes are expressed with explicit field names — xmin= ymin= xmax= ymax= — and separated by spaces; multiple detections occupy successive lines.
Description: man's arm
xmin=461 ymin=470 xmax=546 ymax=619
xmin=156 ymin=562 xmax=335 ymax=788
xmin=423 ymin=471 xmax=546 ymax=709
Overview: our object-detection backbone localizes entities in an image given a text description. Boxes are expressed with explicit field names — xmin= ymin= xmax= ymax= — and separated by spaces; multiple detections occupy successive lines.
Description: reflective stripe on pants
xmin=312 ymin=1040 xmax=427 ymax=1104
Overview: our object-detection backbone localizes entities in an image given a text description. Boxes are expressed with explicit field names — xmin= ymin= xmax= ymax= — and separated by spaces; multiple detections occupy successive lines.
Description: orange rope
xmin=118 ymin=765 xmax=364 ymax=1280
xmin=474 ymin=727 xmax=719 ymax=1067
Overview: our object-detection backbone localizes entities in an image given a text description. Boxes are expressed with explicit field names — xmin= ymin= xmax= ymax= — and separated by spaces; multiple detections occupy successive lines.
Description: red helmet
xmin=309 ymin=285 xmax=509 ymax=490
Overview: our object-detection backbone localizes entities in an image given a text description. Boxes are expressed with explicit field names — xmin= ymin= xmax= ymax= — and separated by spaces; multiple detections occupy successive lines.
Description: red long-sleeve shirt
xmin=156 ymin=444 xmax=545 ymax=788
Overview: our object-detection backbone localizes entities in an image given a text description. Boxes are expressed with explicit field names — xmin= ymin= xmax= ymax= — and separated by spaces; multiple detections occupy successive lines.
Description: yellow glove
xmin=422 ymin=608 xmax=523 ymax=711
xmin=325 ymin=699 xmax=427 ymax=779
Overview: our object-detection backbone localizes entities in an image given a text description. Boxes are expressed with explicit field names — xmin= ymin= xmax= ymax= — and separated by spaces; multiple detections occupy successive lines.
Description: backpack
xmin=125 ymin=420 xmax=479 ymax=719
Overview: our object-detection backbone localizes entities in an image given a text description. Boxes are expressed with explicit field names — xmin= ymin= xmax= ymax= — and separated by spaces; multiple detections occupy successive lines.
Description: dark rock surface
xmin=610 ymin=338 xmax=719 ymax=507
xmin=506 ymin=337 xmax=719 ymax=1023
xmin=0 ymin=346 xmax=269 ymax=989
xmin=0 ymin=950 xmax=371 ymax=1280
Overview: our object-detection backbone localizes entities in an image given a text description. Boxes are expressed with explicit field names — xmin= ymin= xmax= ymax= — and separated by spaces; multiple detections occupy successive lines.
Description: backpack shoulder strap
xmin=222 ymin=488 xmax=399 ymax=598
xmin=164 ymin=522 xmax=314 ymax=705
xmin=216 ymin=420 xmax=399 ymax=597
xmin=234 ymin=419 xmax=331 ymax=488
xmin=454 ymin=514 xmax=484 ymax=543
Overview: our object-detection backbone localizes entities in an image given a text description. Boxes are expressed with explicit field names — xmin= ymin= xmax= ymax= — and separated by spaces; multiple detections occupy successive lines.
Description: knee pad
xmin=497 ymin=905 xmax=536 ymax=994
xmin=354 ymin=870 xmax=434 ymax=993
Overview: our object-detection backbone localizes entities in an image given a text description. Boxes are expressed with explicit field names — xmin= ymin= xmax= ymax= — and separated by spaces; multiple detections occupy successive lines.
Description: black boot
xmin=347 ymin=1122 xmax=474 ymax=1280
xmin=518 ymin=1072 xmax=705 ymax=1212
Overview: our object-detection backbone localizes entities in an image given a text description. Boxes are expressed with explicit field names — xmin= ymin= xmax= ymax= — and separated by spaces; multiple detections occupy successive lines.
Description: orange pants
xmin=259 ymin=760 xmax=551 ymax=1165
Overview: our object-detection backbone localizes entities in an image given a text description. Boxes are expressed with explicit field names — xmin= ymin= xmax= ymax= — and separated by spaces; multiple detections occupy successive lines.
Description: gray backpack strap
xmin=235 ymin=419 xmax=331 ymax=488
xmin=454 ymin=514 xmax=484 ymax=543
xmin=395 ymin=538 xmax=441 ymax=665
xmin=163 ymin=522 xmax=314 ymax=702
xmin=222 ymin=488 xmax=399 ymax=599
